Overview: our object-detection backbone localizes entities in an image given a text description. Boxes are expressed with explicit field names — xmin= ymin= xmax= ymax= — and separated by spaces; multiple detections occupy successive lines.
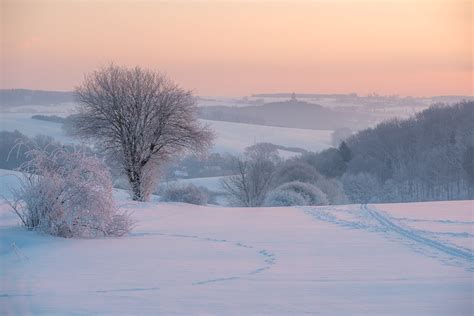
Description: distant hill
xmin=0 ymin=89 xmax=74 ymax=108
xmin=252 ymin=93 xmax=357 ymax=99
xmin=199 ymin=99 xmax=368 ymax=130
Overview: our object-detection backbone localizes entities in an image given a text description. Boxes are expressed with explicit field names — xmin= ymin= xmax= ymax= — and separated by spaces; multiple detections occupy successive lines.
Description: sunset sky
xmin=1 ymin=0 xmax=472 ymax=96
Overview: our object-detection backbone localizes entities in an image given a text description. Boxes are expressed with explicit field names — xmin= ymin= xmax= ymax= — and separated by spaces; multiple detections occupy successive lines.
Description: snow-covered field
xmin=1 ymin=109 xmax=472 ymax=315
xmin=0 ymin=113 xmax=332 ymax=154
xmin=0 ymin=113 xmax=73 ymax=144
xmin=202 ymin=119 xmax=332 ymax=153
xmin=159 ymin=175 xmax=228 ymax=193
xmin=1 ymin=169 xmax=473 ymax=315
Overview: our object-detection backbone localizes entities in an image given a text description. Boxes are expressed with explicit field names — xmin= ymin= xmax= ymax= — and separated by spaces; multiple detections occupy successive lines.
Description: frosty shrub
xmin=7 ymin=146 xmax=134 ymax=238
xmin=272 ymin=160 xmax=321 ymax=188
xmin=265 ymin=181 xmax=328 ymax=206
xmin=161 ymin=184 xmax=209 ymax=205
xmin=316 ymin=177 xmax=348 ymax=205
xmin=264 ymin=189 xmax=307 ymax=207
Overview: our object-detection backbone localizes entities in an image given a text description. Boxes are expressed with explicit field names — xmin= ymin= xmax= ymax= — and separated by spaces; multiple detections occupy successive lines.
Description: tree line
xmin=341 ymin=101 xmax=473 ymax=202
xmin=220 ymin=101 xmax=474 ymax=206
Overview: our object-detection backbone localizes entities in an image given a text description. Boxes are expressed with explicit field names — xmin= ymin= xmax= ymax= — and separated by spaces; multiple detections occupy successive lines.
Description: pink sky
xmin=1 ymin=0 xmax=472 ymax=96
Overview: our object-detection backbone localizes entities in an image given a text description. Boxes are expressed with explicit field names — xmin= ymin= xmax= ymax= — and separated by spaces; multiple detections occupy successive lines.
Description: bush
xmin=264 ymin=189 xmax=307 ymax=206
xmin=161 ymin=184 xmax=209 ymax=205
xmin=7 ymin=146 xmax=133 ymax=238
xmin=272 ymin=160 xmax=321 ymax=187
xmin=316 ymin=177 xmax=348 ymax=205
xmin=264 ymin=181 xmax=328 ymax=206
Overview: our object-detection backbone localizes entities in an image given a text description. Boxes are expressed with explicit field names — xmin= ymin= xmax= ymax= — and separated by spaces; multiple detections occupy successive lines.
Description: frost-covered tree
xmin=264 ymin=181 xmax=328 ymax=206
xmin=73 ymin=64 xmax=213 ymax=201
xmin=221 ymin=143 xmax=280 ymax=206
xmin=7 ymin=146 xmax=133 ymax=238
xmin=462 ymin=146 xmax=474 ymax=185
xmin=341 ymin=172 xmax=380 ymax=204
xmin=269 ymin=158 xmax=346 ymax=205
xmin=344 ymin=101 xmax=473 ymax=202
xmin=264 ymin=189 xmax=307 ymax=207
xmin=316 ymin=177 xmax=348 ymax=205
xmin=272 ymin=160 xmax=321 ymax=188
xmin=302 ymin=148 xmax=347 ymax=178
xmin=338 ymin=141 xmax=352 ymax=163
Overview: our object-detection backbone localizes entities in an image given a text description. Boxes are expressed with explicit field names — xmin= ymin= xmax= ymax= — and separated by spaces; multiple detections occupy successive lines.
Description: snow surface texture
xmin=1 ymin=176 xmax=473 ymax=315
xmin=0 ymin=113 xmax=332 ymax=154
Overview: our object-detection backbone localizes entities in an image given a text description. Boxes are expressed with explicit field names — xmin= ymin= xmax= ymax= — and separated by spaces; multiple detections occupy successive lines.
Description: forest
xmin=218 ymin=101 xmax=474 ymax=206
xmin=308 ymin=101 xmax=474 ymax=203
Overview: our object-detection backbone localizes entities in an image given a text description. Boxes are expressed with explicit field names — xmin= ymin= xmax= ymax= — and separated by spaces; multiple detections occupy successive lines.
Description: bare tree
xmin=221 ymin=143 xmax=279 ymax=206
xmin=221 ymin=158 xmax=253 ymax=206
xmin=73 ymin=65 xmax=213 ymax=201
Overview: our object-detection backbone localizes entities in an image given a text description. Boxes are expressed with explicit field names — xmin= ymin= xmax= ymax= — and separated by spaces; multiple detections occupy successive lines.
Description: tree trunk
xmin=128 ymin=169 xmax=146 ymax=202
xmin=131 ymin=182 xmax=145 ymax=201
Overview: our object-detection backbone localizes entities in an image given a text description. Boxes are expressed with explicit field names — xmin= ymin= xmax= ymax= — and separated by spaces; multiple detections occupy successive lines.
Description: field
xmin=0 ymin=113 xmax=332 ymax=154
xmin=0 ymin=109 xmax=472 ymax=315
xmin=1 ymin=181 xmax=472 ymax=314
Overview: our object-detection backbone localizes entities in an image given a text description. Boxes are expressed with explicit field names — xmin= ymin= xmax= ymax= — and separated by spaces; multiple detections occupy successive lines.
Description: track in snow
xmin=302 ymin=204 xmax=474 ymax=268
xmin=363 ymin=204 xmax=474 ymax=263
xmin=130 ymin=231 xmax=276 ymax=285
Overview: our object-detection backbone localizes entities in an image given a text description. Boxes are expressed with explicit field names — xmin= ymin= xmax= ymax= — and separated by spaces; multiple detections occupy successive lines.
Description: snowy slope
xmin=201 ymin=119 xmax=332 ymax=153
xmin=1 ymin=178 xmax=473 ymax=316
xmin=0 ymin=113 xmax=332 ymax=154
xmin=159 ymin=175 xmax=229 ymax=193
xmin=0 ymin=113 xmax=73 ymax=144
xmin=0 ymin=169 xmax=23 ymax=200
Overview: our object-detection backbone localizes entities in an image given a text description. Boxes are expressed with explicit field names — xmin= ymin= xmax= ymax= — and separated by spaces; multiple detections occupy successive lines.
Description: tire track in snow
xmin=363 ymin=204 xmax=474 ymax=262
xmin=390 ymin=217 xmax=474 ymax=225
xmin=301 ymin=205 xmax=473 ymax=267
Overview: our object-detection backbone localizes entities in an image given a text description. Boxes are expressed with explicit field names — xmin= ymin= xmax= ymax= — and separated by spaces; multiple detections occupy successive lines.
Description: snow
xmin=1 ymin=173 xmax=472 ymax=315
xmin=0 ymin=113 xmax=73 ymax=144
xmin=376 ymin=202 xmax=474 ymax=256
xmin=0 ymin=113 xmax=332 ymax=154
xmin=0 ymin=111 xmax=472 ymax=314
xmin=0 ymin=169 xmax=22 ymax=200
xmin=202 ymin=119 xmax=332 ymax=153
xmin=160 ymin=175 xmax=228 ymax=193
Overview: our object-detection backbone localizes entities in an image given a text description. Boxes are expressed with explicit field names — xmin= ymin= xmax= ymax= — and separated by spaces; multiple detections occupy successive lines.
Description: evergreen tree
xmin=338 ymin=141 xmax=352 ymax=163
